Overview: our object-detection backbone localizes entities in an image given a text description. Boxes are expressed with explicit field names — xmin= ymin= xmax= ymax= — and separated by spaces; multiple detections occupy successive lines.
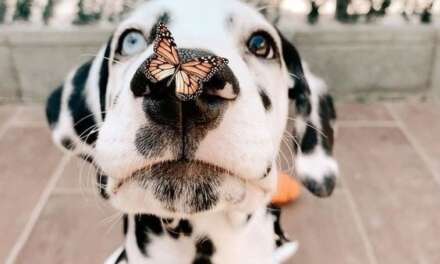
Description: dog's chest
xmin=114 ymin=209 xmax=276 ymax=264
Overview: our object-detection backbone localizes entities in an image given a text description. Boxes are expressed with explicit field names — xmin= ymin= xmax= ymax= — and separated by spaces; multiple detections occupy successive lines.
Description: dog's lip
xmin=112 ymin=159 xmax=237 ymax=194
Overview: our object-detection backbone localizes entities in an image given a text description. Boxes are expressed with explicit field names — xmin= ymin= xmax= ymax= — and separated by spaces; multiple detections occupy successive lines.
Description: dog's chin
xmin=108 ymin=160 xmax=274 ymax=217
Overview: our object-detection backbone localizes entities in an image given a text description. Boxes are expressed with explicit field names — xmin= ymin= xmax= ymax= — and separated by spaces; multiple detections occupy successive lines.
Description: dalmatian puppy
xmin=45 ymin=0 xmax=338 ymax=263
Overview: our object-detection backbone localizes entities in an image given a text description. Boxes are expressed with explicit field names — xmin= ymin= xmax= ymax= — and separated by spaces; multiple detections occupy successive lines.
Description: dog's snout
xmin=130 ymin=49 xmax=239 ymax=100
xmin=130 ymin=49 xmax=239 ymax=128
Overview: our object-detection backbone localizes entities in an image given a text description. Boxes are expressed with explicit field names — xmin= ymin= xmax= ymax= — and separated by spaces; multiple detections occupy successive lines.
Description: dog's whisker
xmin=279 ymin=136 xmax=295 ymax=174
xmin=71 ymin=110 xmax=108 ymax=128
xmin=276 ymin=139 xmax=289 ymax=168
xmin=80 ymin=53 xmax=122 ymax=65
xmin=286 ymin=116 xmax=328 ymax=139
xmin=285 ymin=131 xmax=301 ymax=173
xmin=281 ymin=130 xmax=301 ymax=175
xmin=282 ymin=130 xmax=301 ymax=152
xmin=101 ymin=211 xmax=124 ymax=235
xmin=288 ymin=72 xmax=300 ymax=80
xmin=104 ymin=215 xmax=124 ymax=236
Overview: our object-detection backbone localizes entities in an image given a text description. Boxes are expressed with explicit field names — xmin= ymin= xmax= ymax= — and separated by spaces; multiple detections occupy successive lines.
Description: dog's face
xmin=94 ymin=0 xmax=294 ymax=216
xmin=92 ymin=0 xmax=295 ymax=216
xmin=44 ymin=0 xmax=323 ymax=218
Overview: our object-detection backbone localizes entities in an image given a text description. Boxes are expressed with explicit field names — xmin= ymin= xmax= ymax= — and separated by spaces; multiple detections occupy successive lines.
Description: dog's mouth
xmin=112 ymin=159 xmax=236 ymax=194
xmin=110 ymin=159 xmax=271 ymax=215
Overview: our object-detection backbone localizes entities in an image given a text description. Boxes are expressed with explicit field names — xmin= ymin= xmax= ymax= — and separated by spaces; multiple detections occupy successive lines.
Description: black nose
xmin=130 ymin=49 xmax=239 ymax=128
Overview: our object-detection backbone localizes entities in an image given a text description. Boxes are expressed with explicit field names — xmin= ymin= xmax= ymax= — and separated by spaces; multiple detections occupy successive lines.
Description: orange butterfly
xmin=144 ymin=23 xmax=229 ymax=101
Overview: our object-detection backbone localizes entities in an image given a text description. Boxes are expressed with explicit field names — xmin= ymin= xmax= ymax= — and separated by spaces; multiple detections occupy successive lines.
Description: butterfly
xmin=144 ymin=23 xmax=229 ymax=101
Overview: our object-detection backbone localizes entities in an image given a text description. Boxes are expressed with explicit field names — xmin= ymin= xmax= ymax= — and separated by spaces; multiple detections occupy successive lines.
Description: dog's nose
xmin=130 ymin=49 xmax=239 ymax=128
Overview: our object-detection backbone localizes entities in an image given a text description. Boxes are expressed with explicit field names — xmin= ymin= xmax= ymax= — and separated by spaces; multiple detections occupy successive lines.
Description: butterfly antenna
xmin=166 ymin=72 xmax=176 ymax=87
xmin=167 ymin=66 xmax=181 ymax=87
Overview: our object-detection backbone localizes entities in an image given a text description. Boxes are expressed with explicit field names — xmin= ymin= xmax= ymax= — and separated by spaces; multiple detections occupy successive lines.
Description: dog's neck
xmin=117 ymin=206 xmax=278 ymax=263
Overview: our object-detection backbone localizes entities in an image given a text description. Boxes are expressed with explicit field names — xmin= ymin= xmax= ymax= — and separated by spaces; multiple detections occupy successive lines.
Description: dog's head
xmin=47 ymin=0 xmax=325 ymax=217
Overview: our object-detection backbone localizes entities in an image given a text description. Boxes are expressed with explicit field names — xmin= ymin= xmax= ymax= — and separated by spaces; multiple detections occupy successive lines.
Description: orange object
xmin=271 ymin=172 xmax=301 ymax=206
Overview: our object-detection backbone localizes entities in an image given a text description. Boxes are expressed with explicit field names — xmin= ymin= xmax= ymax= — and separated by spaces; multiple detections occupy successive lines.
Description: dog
xmin=45 ymin=0 xmax=338 ymax=263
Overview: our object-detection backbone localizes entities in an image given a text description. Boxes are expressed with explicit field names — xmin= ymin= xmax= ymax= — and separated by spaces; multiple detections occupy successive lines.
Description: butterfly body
xmin=144 ymin=23 xmax=229 ymax=101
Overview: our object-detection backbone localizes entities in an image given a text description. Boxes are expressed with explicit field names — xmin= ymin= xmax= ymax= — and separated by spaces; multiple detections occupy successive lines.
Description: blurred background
xmin=0 ymin=0 xmax=439 ymax=263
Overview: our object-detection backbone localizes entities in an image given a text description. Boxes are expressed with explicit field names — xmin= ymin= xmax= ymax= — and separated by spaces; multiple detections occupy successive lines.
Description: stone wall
xmin=0 ymin=24 xmax=439 ymax=103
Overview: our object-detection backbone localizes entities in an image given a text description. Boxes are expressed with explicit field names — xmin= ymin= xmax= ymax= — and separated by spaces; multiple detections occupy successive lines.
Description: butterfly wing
xmin=154 ymin=23 xmax=180 ymax=66
xmin=175 ymin=56 xmax=229 ymax=100
xmin=144 ymin=55 xmax=176 ymax=82
xmin=175 ymin=70 xmax=203 ymax=100
xmin=144 ymin=23 xmax=180 ymax=82
xmin=181 ymin=56 xmax=229 ymax=82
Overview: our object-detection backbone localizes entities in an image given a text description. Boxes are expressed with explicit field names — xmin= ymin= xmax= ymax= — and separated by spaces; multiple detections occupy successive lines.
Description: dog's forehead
xmin=120 ymin=0 xmax=273 ymax=38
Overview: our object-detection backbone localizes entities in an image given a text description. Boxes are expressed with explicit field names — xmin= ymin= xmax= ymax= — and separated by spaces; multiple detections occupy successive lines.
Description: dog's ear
xmin=278 ymin=30 xmax=339 ymax=198
xmin=46 ymin=36 xmax=113 ymax=160
xmin=277 ymin=30 xmax=312 ymax=116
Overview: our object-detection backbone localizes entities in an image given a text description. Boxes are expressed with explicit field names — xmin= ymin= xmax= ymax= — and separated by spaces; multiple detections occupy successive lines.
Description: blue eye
xmin=247 ymin=32 xmax=275 ymax=59
xmin=121 ymin=31 xmax=147 ymax=56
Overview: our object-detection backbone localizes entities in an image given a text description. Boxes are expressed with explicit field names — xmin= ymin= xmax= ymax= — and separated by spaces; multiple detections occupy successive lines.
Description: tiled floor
xmin=1 ymin=102 xmax=440 ymax=264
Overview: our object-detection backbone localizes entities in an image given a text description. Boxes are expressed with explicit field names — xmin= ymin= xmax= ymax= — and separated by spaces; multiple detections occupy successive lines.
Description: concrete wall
xmin=290 ymin=24 xmax=439 ymax=101
xmin=0 ymin=24 xmax=439 ymax=103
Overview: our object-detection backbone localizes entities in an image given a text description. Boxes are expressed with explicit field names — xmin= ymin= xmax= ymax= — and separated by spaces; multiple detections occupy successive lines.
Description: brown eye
xmin=247 ymin=32 xmax=275 ymax=59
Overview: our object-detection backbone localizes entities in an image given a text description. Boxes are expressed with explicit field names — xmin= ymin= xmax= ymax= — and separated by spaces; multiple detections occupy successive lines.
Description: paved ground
xmin=1 ymin=102 xmax=440 ymax=264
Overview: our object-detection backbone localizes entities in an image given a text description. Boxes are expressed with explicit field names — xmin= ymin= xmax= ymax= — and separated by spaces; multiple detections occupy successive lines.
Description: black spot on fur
xmin=123 ymin=215 xmax=128 ymax=235
xmin=319 ymin=95 xmax=336 ymax=154
xmin=196 ymin=237 xmax=215 ymax=256
xmin=289 ymin=85 xmax=311 ymax=116
xmin=167 ymin=219 xmax=193 ymax=239
xmin=303 ymin=175 xmax=336 ymax=197
xmin=97 ymin=173 xmax=110 ymax=200
xmin=324 ymin=175 xmax=336 ymax=194
xmin=60 ymin=137 xmax=75 ymax=150
xmin=115 ymin=249 xmax=128 ymax=263
xmin=134 ymin=214 xmax=164 ymax=255
xmin=68 ymin=61 xmax=98 ymax=145
xmin=162 ymin=218 xmax=174 ymax=224
xmin=193 ymin=257 xmax=212 ymax=264
xmin=301 ymin=123 xmax=318 ymax=154
xmin=99 ymin=37 xmax=112 ymax=120
xmin=79 ymin=154 xmax=94 ymax=164
xmin=262 ymin=165 xmax=272 ymax=178
xmin=193 ymin=236 xmax=215 ymax=264
xmin=148 ymin=11 xmax=171 ymax=44
xmin=177 ymin=220 xmax=193 ymax=236
xmin=246 ymin=214 xmax=253 ymax=222
xmin=320 ymin=95 xmax=336 ymax=120
xmin=46 ymin=86 xmax=63 ymax=128
xmin=267 ymin=204 xmax=289 ymax=247
xmin=258 ymin=89 xmax=272 ymax=111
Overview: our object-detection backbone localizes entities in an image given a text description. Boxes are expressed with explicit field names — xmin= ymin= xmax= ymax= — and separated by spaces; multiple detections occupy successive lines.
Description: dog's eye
xmin=121 ymin=31 xmax=147 ymax=56
xmin=247 ymin=32 xmax=275 ymax=59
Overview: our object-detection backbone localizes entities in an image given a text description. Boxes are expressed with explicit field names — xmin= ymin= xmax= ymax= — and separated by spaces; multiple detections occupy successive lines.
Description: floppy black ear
xmin=278 ymin=30 xmax=339 ymax=198
xmin=45 ymin=36 xmax=113 ymax=155
xmin=45 ymin=36 xmax=114 ymax=200
xmin=277 ymin=30 xmax=312 ymax=117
